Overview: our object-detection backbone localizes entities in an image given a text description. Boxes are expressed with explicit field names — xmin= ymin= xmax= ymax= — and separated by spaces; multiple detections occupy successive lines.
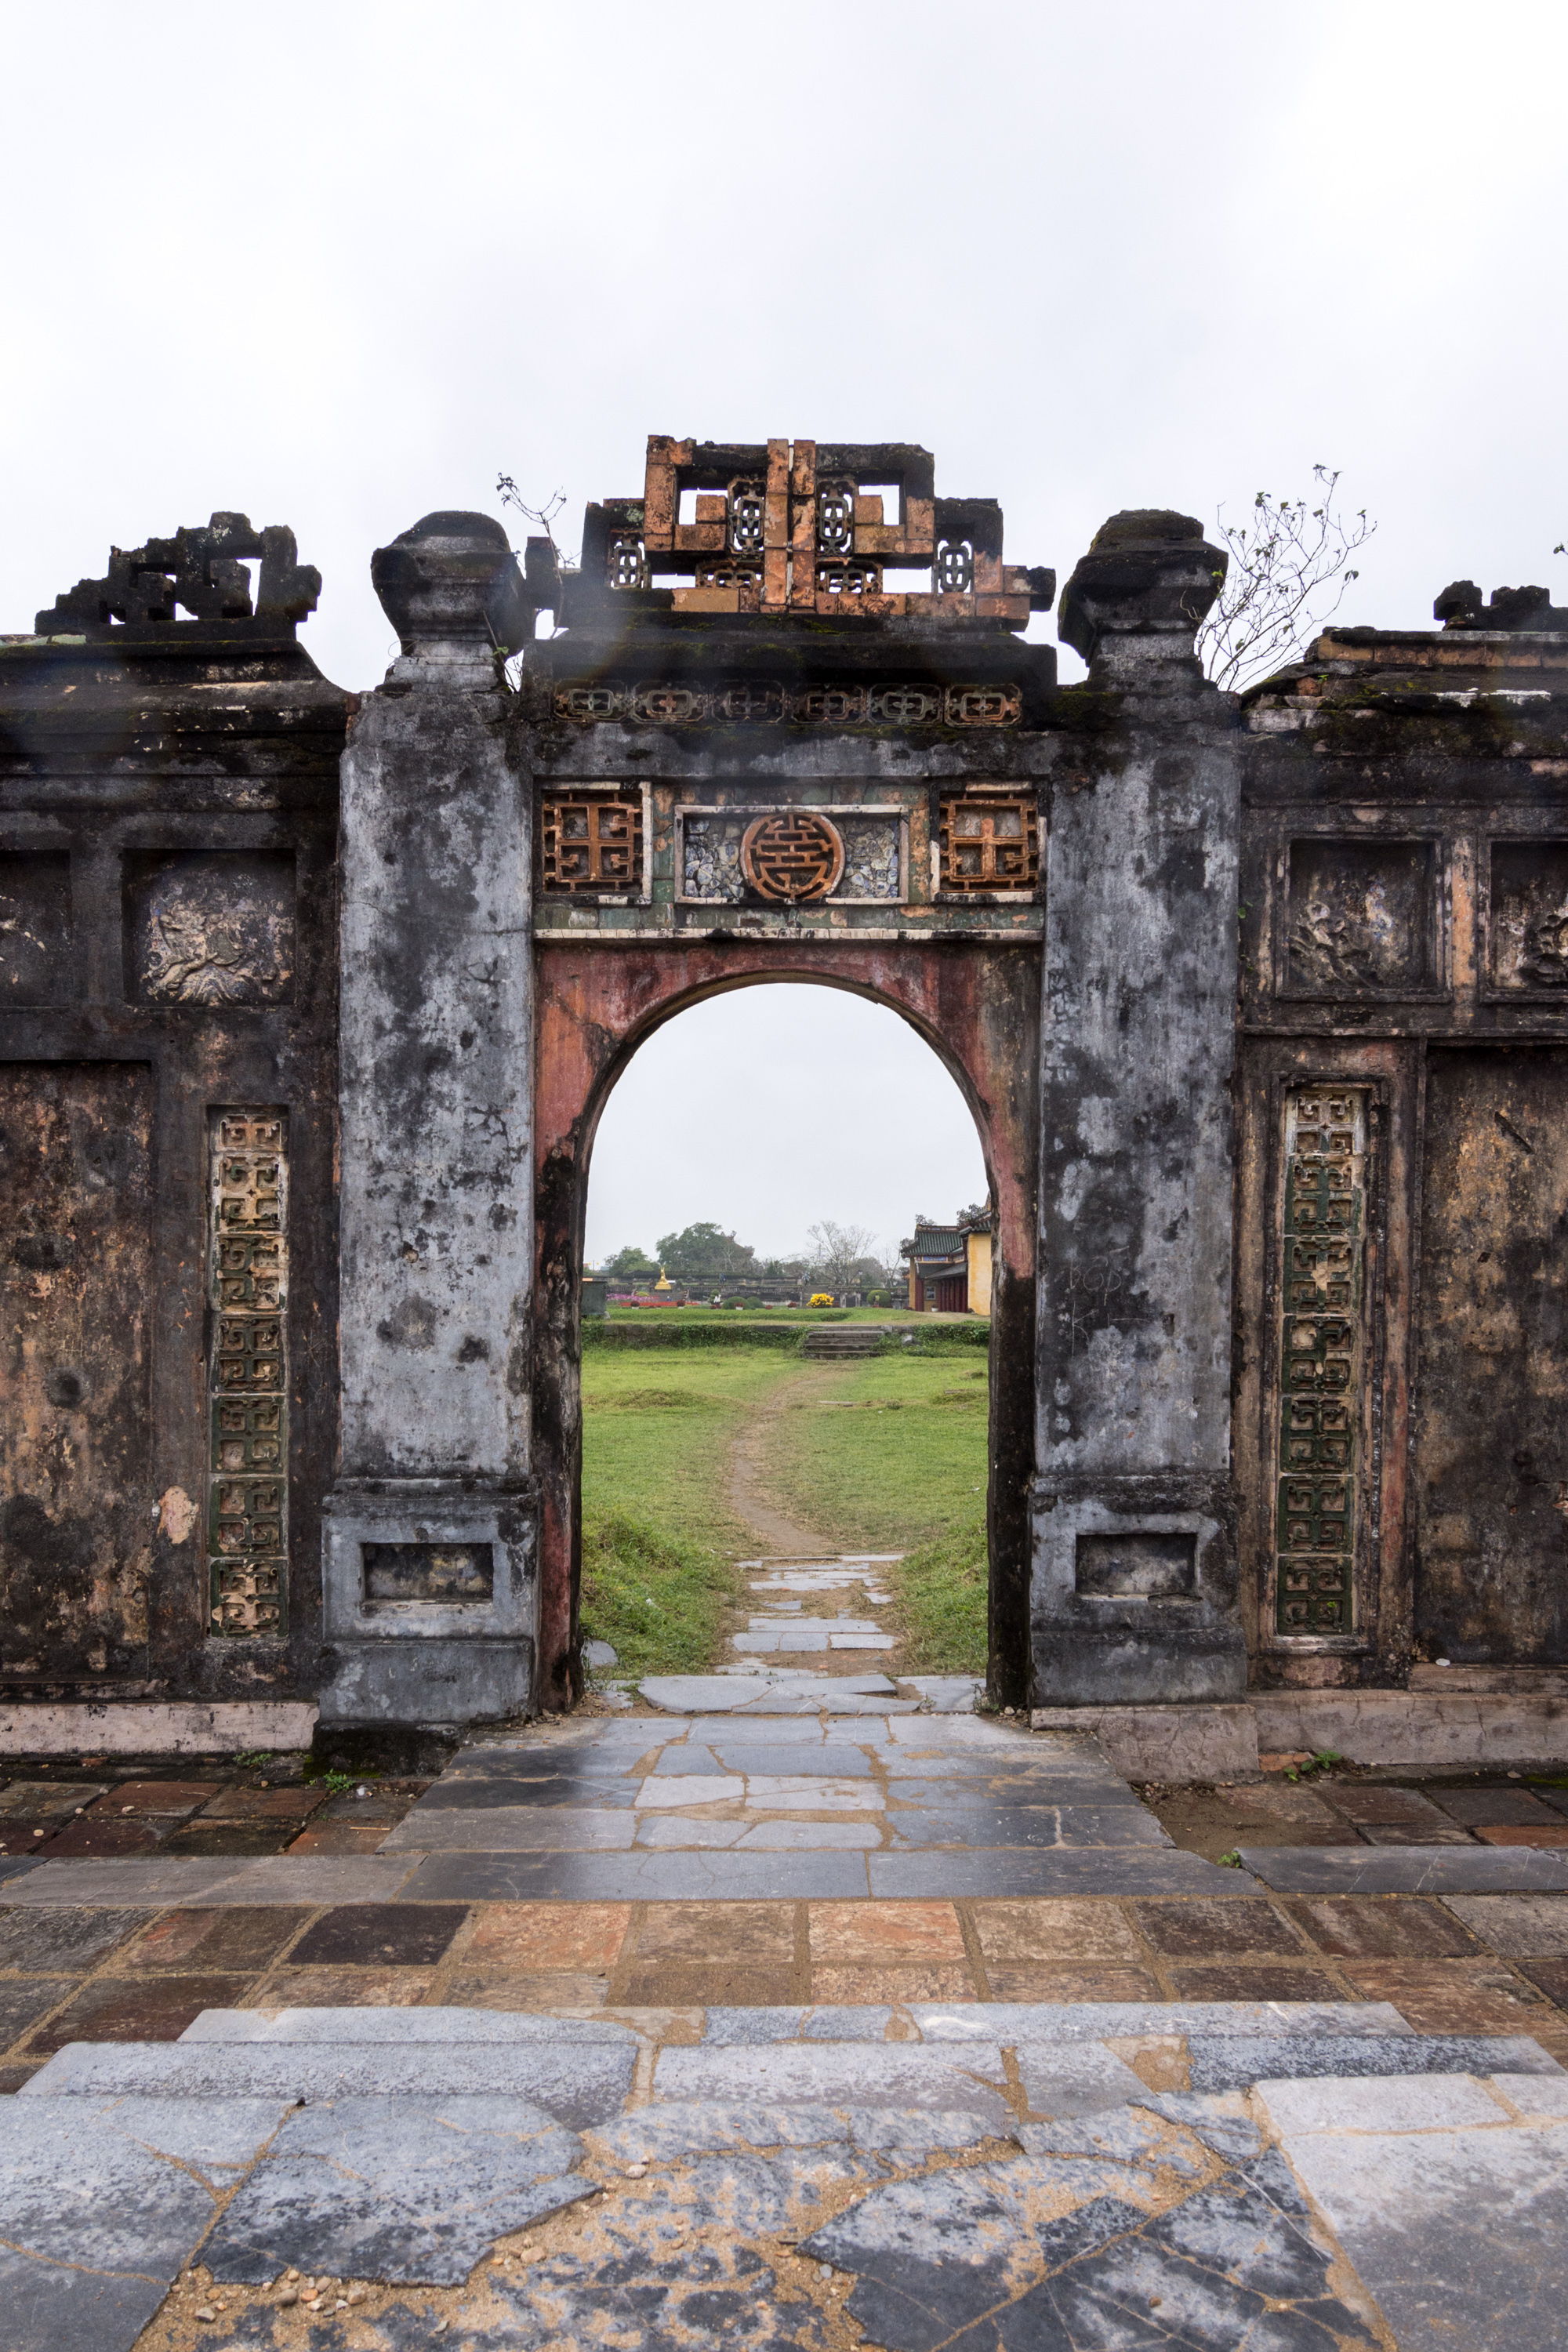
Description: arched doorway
xmin=532 ymin=942 xmax=1040 ymax=1710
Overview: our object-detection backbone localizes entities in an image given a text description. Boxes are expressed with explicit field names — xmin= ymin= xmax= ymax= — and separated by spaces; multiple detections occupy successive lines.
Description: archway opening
xmin=588 ymin=984 xmax=986 ymax=1284
xmin=539 ymin=971 xmax=1029 ymax=1709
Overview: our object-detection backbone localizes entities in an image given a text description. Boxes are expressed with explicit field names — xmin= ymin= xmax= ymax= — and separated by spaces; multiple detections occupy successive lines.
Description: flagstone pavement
xmin=4 ymin=1691 xmax=1568 ymax=2346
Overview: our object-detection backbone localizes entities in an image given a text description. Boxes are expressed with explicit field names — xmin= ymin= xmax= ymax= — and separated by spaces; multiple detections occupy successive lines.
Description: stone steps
xmin=24 ymin=1998 xmax=1559 ymax=2117
xmin=799 ymin=1327 xmax=889 ymax=1357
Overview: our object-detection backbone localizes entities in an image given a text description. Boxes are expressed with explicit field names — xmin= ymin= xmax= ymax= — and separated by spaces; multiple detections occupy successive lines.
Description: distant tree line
xmin=596 ymin=1218 xmax=896 ymax=1294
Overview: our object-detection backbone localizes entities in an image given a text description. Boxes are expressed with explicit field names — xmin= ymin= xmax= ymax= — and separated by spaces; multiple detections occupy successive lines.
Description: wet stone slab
xmin=179 ymin=2005 xmax=640 ymax=2045
xmin=203 ymin=2094 xmax=594 ymax=2285
xmin=395 ymin=1849 xmax=875 ymax=1902
xmin=1442 ymin=1893 xmax=1568 ymax=1955
xmin=1185 ymin=2031 xmax=1561 ymax=2094
xmin=905 ymin=1999 xmax=1413 ymax=2044
xmin=1240 ymin=1844 xmax=1568 ymax=1894
xmin=1014 ymin=2040 xmax=1158 ymax=2117
xmin=0 ymin=2093 xmax=289 ymax=2352
xmin=653 ymin=2042 xmax=1015 ymax=2129
xmin=867 ymin=1849 xmax=1235 ymax=1898
xmin=1265 ymin=2078 xmax=1568 ymax=2352
xmin=798 ymin=2122 xmax=1384 ymax=2352
xmin=381 ymin=1806 xmax=641 ymax=1850
xmin=590 ymin=2100 xmax=1007 ymax=2164
xmin=0 ymin=1904 xmax=147 ymax=1969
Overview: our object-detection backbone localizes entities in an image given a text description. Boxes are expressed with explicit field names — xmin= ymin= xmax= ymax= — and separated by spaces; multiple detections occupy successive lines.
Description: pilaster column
xmin=1033 ymin=512 xmax=1245 ymax=1704
xmin=321 ymin=513 xmax=539 ymax=1730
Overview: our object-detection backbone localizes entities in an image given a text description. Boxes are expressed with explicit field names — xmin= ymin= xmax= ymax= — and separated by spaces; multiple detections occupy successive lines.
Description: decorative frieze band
xmin=1274 ymin=1087 xmax=1367 ymax=1636
xmin=208 ymin=1110 xmax=289 ymax=1637
xmin=552 ymin=680 xmax=1022 ymax=728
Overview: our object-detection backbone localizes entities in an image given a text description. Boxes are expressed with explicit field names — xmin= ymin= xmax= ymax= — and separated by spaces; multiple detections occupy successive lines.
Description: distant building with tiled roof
xmin=900 ymin=1207 xmax=993 ymax=1315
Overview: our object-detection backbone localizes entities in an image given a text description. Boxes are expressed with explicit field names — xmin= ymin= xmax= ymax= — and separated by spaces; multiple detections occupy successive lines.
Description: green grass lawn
xmin=577 ymin=1340 xmax=993 ymax=1679
xmin=759 ymin=1352 xmax=989 ymax=1550
xmin=890 ymin=1512 xmax=988 ymax=1675
xmin=578 ymin=1347 xmax=797 ymax=1674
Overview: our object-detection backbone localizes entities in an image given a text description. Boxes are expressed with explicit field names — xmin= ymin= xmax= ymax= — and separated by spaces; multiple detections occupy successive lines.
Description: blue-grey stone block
xmin=1239 ymin=1845 xmax=1568 ymax=1894
xmin=204 ymin=2094 xmax=593 ymax=2285
xmin=21 ymin=2038 xmax=636 ymax=2127
xmin=179 ymin=2005 xmax=637 ymax=2046
xmin=0 ymin=2097 xmax=286 ymax=2350
xmin=1186 ymin=2032 xmax=1561 ymax=2095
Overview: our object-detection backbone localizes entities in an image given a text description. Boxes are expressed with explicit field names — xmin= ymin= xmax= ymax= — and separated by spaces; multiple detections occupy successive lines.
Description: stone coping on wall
xmin=0 ymin=1704 xmax=321 ymax=1757
xmin=1033 ymin=1692 xmax=1568 ymax=1780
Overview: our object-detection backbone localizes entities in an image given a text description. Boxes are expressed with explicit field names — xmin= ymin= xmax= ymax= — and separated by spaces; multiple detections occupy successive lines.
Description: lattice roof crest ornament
xmin=574 ymin=437 xmax=1054 ymax=626
xmin=35 ymin=513 xmax=321 ymax=634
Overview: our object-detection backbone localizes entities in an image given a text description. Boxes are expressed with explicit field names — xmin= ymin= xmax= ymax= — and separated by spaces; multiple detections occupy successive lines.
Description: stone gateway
xmin=3 ymin=441 xmax=1566 ymax=1765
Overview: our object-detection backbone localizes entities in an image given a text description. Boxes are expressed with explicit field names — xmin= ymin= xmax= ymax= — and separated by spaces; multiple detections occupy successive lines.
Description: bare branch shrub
xmin=806 ymin=1219 xmax=879 ymax=1296
xmin=495 ymin=474 xmax=570 ymax=555
xmin=1196 ymin=466 xmax=1374 ymax=692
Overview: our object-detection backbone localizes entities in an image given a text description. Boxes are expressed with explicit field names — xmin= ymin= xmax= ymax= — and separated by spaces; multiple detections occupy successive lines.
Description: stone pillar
xmin=320 ymin=514 xmax=540 ymax=1730
xmin=1032 ymin=512 xmax=1245 ymax=1705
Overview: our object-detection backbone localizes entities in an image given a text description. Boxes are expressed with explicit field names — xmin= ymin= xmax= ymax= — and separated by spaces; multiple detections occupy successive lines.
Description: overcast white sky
xmin=5 ymin=2 xmax=1565 ymax=1261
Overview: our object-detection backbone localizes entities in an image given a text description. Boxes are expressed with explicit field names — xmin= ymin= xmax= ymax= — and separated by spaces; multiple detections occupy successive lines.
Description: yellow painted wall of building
xmin=967 ymin=1229 xmax=993 ymax=1317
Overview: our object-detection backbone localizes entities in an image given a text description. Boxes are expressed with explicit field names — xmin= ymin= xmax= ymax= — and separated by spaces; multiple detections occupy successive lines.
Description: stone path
xmin=725 ymin=1370 xmax=840 ymax=1559
xmin=719 ymin=1554 xmax=903 ymax=1679
xmin=5 ymin=1713 xmax=1568 ymax=2344
xmin=615 ymin=1545 xmax=982 ymax=1711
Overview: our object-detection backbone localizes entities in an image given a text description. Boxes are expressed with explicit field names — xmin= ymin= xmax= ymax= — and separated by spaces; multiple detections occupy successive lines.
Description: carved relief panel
xmin=125 ymin=852 xmax=296 ymax=1006
xmin=1272 ymin=1087 xmax=1370 ymax=1635
xmin=1486 ymin=842 xmax=1568 ymax=994
xmin=208 ymin=1110 xmax=289 ymax=1635
xmin=1284 ymin=840 xmax=1439 ymax=996
xmin=550 ymin=678 xmax=1022 ymax=727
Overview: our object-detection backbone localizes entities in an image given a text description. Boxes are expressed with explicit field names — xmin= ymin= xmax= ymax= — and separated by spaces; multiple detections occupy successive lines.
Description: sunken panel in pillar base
xmin=324 ymin=1489 xmax=536 ymax=1641
xmin=362 ymin=1541 xmax=496 ymax=1603
xmin=1030 ymin=1474 xmax=1245 ymax=1707
xmin=208 ymin=1110 xmax=289 ymax=1637
xmin=1075 ymin=1530 xmax=1196 ymax=1599
xmin=124 ymin=851 xmax=296 ymax=1007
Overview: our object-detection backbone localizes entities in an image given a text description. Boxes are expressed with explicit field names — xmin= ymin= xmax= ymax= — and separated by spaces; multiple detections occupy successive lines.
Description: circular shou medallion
xmin=740 ymin=811 xmax=846 ymax=903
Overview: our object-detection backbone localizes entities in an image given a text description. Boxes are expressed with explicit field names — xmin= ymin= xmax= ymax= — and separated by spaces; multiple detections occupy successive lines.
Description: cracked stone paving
xmin=3 ymin=1677 xmax=1568 ymax=2347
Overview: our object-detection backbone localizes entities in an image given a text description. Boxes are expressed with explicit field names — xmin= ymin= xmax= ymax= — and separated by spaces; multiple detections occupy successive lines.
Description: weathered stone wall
xmin=0 ymin=539 xmax=347 ymax=1722
xmin=1236 ymin=616 xmax=1568 ymax=1691
xmin=1031 ymin=514 xmax=1244 ymax=1707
